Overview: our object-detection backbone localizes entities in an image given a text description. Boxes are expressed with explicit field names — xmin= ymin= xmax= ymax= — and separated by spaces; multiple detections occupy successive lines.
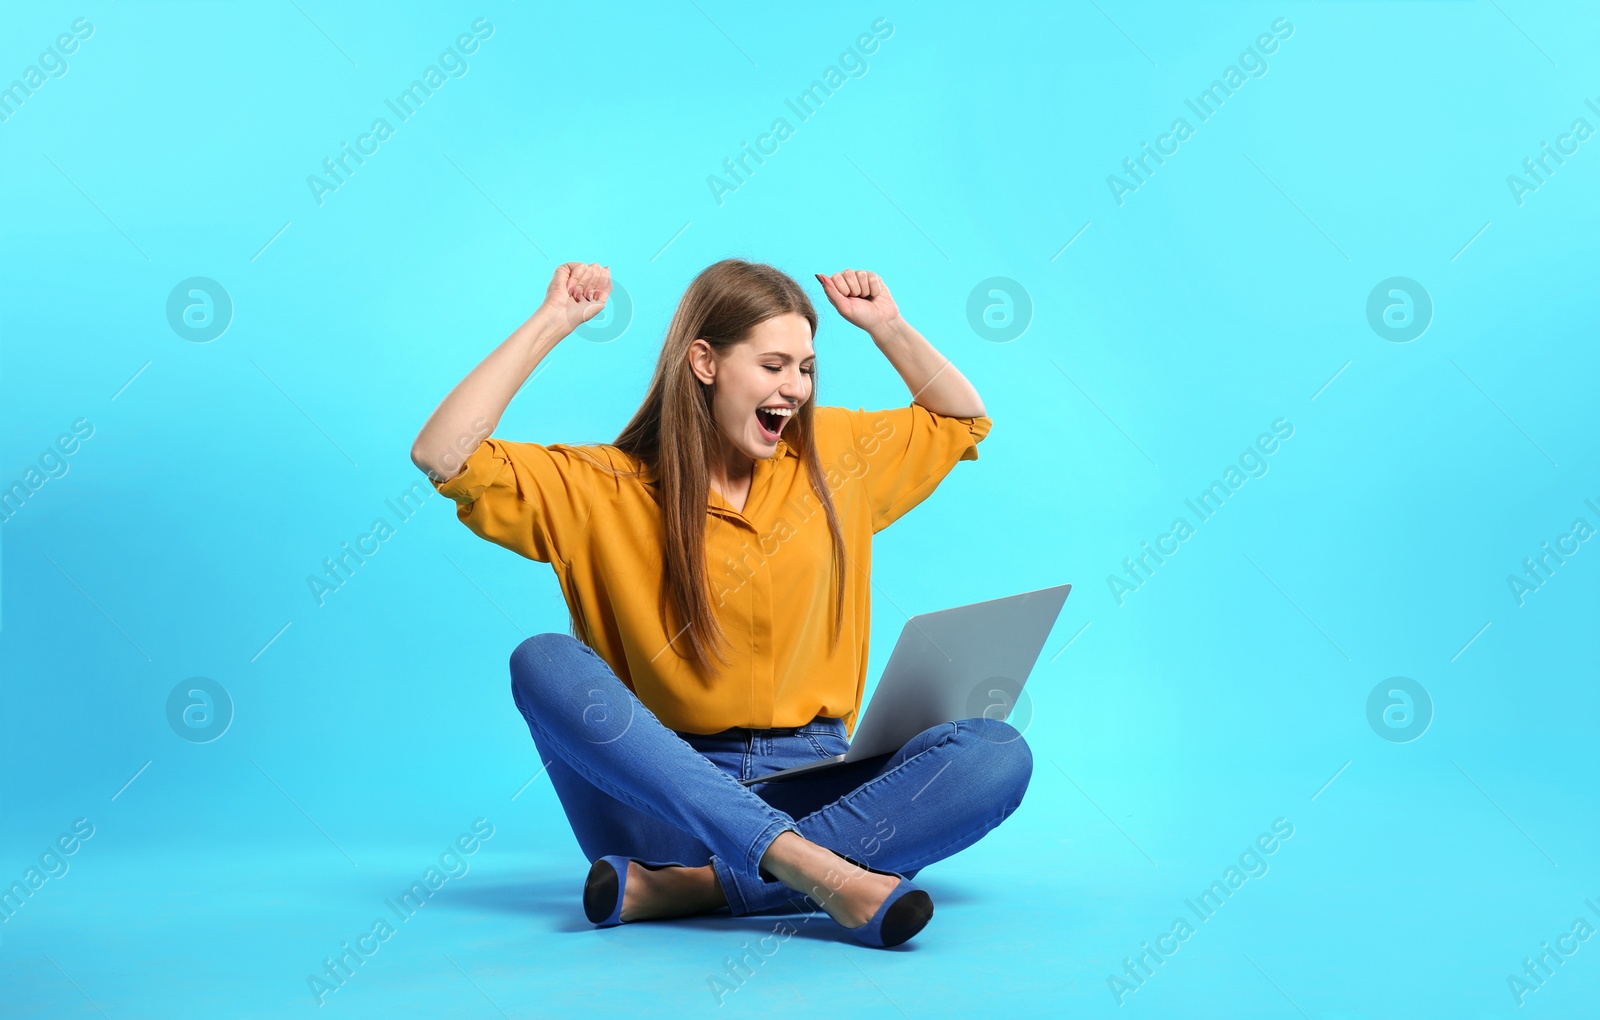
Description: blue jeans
xmin=508 ymin=633 xmax=1034 ymax=917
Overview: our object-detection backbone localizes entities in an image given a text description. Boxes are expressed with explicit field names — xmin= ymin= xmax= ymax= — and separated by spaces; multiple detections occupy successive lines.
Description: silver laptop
xmin=738 ymin=583 xmax=1072 ymax=786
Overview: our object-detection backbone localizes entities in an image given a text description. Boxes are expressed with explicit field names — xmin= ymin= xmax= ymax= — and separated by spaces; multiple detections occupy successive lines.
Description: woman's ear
xmin=686 ymin=338 xmax=717 ymax=386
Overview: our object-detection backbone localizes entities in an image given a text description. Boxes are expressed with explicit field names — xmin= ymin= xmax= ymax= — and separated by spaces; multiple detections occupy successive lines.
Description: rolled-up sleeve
xmin=834 ymin=403 xmax=992 ymax=533
xmin=430 ymin=438 xmax=596 ymax=564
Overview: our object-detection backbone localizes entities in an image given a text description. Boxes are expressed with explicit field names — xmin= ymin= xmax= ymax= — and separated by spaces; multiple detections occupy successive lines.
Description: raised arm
xmin=410 ymin=263 xmax=612 ymax=483
xmin=815 ymin=269 xmax=985 ymax=419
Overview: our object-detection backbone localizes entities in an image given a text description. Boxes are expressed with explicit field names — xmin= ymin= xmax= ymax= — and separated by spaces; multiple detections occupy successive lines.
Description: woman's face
xmin=689 ymin=312 xmax=815 ymax=463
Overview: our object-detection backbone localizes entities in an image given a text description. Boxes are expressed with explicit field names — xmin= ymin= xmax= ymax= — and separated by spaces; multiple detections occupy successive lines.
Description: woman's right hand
xmin=542 ymin=262 xmax=612 ymax=333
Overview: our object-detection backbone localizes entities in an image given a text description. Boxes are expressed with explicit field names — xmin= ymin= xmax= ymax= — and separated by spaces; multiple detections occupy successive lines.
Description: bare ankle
xmin=758 ymin=831 xmax=816 ymax=888
xmin=758 ymin=834 xmax=861 ymax=910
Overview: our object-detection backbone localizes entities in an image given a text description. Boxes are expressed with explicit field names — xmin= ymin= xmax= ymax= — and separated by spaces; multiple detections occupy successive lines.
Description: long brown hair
xmin=610 ymin=259 xmax=848 ymax=680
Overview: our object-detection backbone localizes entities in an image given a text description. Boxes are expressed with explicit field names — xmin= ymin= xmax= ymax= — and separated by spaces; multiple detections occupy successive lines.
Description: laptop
xmin=738 ymin=583 xmax=1072 ymax=786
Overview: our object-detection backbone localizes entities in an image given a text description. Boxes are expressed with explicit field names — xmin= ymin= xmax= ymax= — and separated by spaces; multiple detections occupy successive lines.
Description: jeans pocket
xmin=804 ymin=731 xmax=847 ymax=759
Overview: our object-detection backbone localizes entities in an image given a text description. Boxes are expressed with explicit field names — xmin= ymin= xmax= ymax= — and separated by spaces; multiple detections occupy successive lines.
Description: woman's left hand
xmin=815 ymin=269 xmax=902 ymax=335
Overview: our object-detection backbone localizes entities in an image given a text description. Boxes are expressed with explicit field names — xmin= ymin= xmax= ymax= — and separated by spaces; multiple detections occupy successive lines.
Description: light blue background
xmin=2 ymin=1 xmax=1596 ymax=1017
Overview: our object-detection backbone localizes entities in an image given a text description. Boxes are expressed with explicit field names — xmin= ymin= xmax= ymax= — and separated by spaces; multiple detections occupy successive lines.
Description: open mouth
xmin=755 ymin=406 xmax=791 ymax=441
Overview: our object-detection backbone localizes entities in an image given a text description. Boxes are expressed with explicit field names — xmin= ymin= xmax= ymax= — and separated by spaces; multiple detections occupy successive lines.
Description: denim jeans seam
xmin=741 ymin=818 xmax=800 ymax=881
xmin=710 ymin=855 xmax=752 ymax=916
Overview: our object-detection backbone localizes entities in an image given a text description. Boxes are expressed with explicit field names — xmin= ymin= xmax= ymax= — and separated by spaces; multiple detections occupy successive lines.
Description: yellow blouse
xmin=432 ymin=403 xmax=992 ymax=738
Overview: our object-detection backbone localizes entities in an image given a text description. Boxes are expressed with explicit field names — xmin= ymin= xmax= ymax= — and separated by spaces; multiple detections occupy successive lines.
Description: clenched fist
xmin=542 ymin=262 xmax=612 ymax=333
xmin=815 ymin=269 xmax=902 ymax=335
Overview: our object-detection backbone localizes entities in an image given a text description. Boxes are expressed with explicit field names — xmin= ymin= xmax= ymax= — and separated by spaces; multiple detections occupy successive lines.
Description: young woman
xmin=411 ymin=259 xmax=1032 ymax=948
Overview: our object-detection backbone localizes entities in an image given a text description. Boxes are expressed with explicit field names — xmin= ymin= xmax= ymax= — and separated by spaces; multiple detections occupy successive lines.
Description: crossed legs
xmin=509 ymin=633 xmax=1033 ymax=927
